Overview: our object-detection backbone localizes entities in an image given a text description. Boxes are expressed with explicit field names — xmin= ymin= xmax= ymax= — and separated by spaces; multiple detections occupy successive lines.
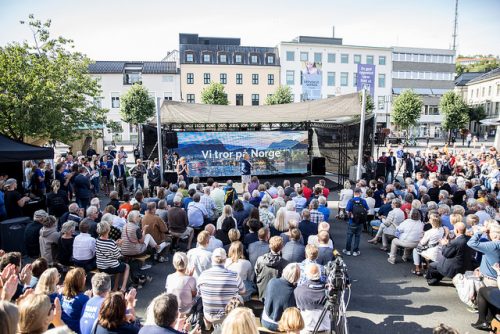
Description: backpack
xmin=351 ymin=199 xmax=367 ymax=224
xmin=224 ymin=188 xmax=236 ymax=205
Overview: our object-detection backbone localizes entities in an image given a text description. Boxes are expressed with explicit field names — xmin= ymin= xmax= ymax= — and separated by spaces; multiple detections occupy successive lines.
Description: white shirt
xmin=339 ymin=189 xmax=353 ymax=208
xmin=397 ymin=219 xmax=424 ymax=243
xmin=382 ymin=208 xmax=405 ymax=236
xmin=307 ymin=235 xmax=334 ymax=248
xmin=365 ymin=197 xmax=376 ymax=215
xmin=225 ymin=258 xmax=254 ymax=281
xmin=72 ymin=233 xmax=96 ymax=261
xmin=206 ymin=236 xmax=223 ymax=252
xmin=187 ymin=246 xmax=212 ymax=279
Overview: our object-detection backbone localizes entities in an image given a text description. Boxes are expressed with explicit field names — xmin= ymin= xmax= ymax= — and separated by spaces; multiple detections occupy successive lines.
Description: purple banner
xmin=356 ymin=63 xmax=375 ymax=97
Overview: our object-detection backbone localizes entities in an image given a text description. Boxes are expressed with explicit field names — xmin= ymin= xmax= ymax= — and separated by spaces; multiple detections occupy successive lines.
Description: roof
xmin=158 ymin=93 xmax=362 ymax=125
xmin=392 ymin=46 xmax=455 ymax=55
xmin=0 ymin=134 xmax=54 ymax=162
xmin=467 ymin=68 xmax=500 ymax=85
xmin=179 ymin=44 xmax=279 ymax=66
xmin=88 ymin=61 xmax=177 ymax=74
xmin=454 ymin=72 xmax=484 ymax=86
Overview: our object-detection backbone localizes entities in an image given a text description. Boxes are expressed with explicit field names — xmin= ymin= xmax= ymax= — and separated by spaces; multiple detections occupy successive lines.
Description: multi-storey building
xmin=278 ymin=35 xmax=392 ymax=127
xmin=391 ymin=47 xmax=455 ymax=138
xmin=465 ymin=68 xmax=500 ymax=136
xmin=179 ymin=33 xmax=280 ymax=106
xmin=88 ymin=61 xmax=180 ymax=143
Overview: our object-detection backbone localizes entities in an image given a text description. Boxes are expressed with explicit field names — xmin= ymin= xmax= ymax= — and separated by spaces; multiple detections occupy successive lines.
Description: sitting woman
xmin=278 ymin=307 xmax=305 ymax=334
xmin=35 ymin=267 xmax=60 ymax=303
xmin=39 ymin=215 xmax=60 ymax=266
xmin=58 ymin=267 xmax=90 ymax=333
xmin=387 ymin=209 xmax=424 ymax=264
xmin=121 ymin=210 xmax=167 ymax=257
xmin=215 ymin=214 xmax=236 ymax=246
xmin=165 ymin=252 xmax=197 ymax=315
xmin=337 ymin=180 xmax=353 ymax=219
xmin=221 ymin=307 xmax=259 ymax=334
xmin=412 ymin=213 xmax=447 ymax=276
xmin=225 ymin=241 xmax=255 ymax=301
xmin=29 ymin=257 xmax=48 ymax=289
xmin=270 ymin=207 xmax=289 ymax=238
xmin=224 ymin=228 xmax=241 ymax=254
xmin=58 ymin=221 xmax=76 ymax=267
xmin=280 ymin=219 xmax=304 ymax=245
xmin=17 ymin=293 xmax=65 ymax=334
xmin=96 ymin=221 xmax=130 ymax=292
xmin=95 ymin=291 xmax=139 ymax=334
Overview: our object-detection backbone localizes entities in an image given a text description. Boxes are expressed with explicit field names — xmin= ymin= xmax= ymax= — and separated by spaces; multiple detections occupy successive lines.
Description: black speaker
xmin=311 ymin=157 xmax=326 ymax=175
xmin=375 ymin=132 xmax=386 ymax=145
xmin=376 ymin=162 xmax=386 ymax=178
xmin=164 ymin=132 xmax=178 ymax=149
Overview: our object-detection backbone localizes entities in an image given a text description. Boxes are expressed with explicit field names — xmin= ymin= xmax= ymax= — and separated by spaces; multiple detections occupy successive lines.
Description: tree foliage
xmin=359 ymin=92 xmax=375 ymax=113
xmin=440 ymin=91 xmax=469 ymax=131
xmin=392 ymin=89 xmax=423 ymax=131
xmin=0 ymin=15 xmax=107 ymax=142
xmin=456 ymin=58 xmax=499 ymax=76
xmin=106 ymin=120 xmax=122 ymax=134
xmin=120 ymin=84 xmax=155 ymax=125
xmin=201 ymin=82 xmax=229 ymax=105
xmin=265 ymin=85 xmax=293 ymax=105
xmin=468 ymin=105 xmax=486 ymax=124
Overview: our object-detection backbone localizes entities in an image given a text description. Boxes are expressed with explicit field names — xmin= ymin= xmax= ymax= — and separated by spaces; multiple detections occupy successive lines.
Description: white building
xmin=89 ymin=61 xmax=180 ymax=143
xmin=279 ymin=35 xmax=393 ymax=127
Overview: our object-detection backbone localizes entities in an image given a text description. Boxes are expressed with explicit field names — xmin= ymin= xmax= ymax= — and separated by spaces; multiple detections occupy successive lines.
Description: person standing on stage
xmin=177 ymin=156 xmax=190 ymax=185
xmin=241 ymin=153 xmax=252 ymax=193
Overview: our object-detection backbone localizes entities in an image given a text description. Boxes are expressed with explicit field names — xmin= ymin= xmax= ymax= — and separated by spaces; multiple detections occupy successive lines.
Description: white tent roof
xmin=158 ymin=92 xmax=361 ymax=124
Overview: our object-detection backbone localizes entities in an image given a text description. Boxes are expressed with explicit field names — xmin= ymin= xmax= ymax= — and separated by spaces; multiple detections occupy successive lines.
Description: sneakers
xmin=367 ymin=239 xmax=378 ymax=244
xmin=342 ymin=249 xmax=352 ymax=256
xmin=387 ymin=258 xmax=395 ymax=264
xmin=140 ymin=264 xmax=152 ymax=270
xmin=157 ymin=241 xmax=169 ymax=254
xmin=466 ymin=306 xmax=478 ymax=313
xmin=352 ymin=251 xmax=360 ymax=257
xmin=158 ymin=256 xmax=168 ymax=263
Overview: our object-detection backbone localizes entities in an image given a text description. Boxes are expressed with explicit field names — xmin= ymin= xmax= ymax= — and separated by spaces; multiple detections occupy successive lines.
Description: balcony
xmin=123 ymin=72 xmax=142 ymax=85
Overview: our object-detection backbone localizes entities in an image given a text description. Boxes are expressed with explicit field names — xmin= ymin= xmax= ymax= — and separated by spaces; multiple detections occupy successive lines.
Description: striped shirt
xmin=309 ymin=210 xmax=325 ymax=224
xmin=197 ymin=265 xmax=245 ymax=321
xmin=96 ymin=238 xmax=121 ymax=269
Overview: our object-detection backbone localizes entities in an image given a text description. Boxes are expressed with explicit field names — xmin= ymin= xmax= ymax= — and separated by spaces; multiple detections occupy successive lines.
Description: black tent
xmin=0 ymin=134 xmax=54 ymax=162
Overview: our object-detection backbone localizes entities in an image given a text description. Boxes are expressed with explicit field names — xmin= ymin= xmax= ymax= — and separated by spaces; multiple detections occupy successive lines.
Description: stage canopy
xmin=158 ymin=92 xmax=362 ymax=124
xmin=0 ymin=134 xmax=54 ymax=162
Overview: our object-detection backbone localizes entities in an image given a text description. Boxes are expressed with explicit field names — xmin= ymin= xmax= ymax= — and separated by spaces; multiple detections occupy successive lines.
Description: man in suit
xmin=282 ymin=228 xmax=306 ymax=263
xmin=426 ymin=222 xmax=469 ymax=285
xmin=112 ymin=159 xmax=127 ymax=199
xmin=248 ymin=227 xmax=270 ymax=268
xmin=385 ymin=151 xmax=397 ymax=183
xmin=74 ymin=167 xmax=91 ymax=209
xmin=404 ymin=153 xmax=416 ymax=179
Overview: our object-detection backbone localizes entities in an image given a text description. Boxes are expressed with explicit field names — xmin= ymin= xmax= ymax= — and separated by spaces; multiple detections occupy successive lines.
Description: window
xmin=286 ymin=51 xmax=295 ymax=61
xmin=220 ymin=73 xmax=227 ymax=84
xmin=341 ymin=54 xmax=349 ymax=64
xmin=186 ymin=94 xmax=195 ymax=103
xmin=236 ymin=73 xmax=243 ymax=84
xmin=164 ymin=92 xmax=173 ymax=101
xmin=219 ymin=54 xmax=227 ymax=63
xmin=482 ymin=87 xmax=485 ymax=97
xmin=203 ymin=54 xmax=211 ymax=63
xmin=235 ymin=54 xmax=242 ymax=63
xmin=268 ymin=74 xmax=274 ymax=85
xmin=286 ymin=70 xmax=295 ymax=85
xmin=488 ymin=86 xmax=492 ymax=96
xmin=162 ymin=75 xmax=173 ymax=82
xmin=266 ymin=54 xmax=275 ymax=64
xmin=378 ymin=96 xmax=385 ymax=110
xmin=314 ymin=52 xmax=322 ymax=63
xmin=340 ymin=72 xmax=348 ymax=86
xmin=378 ymin=74 xmax=386 ymax=88
xmin=252 ymin=74 xmax=259 ymax=85
xmin=353 ymin=73 xmax=357 ymax=87
xmin=250 ymin=55 xmax=258 ymax=64
xmin=123 ymin=72 xmax=141 ymax=85
xmin=327 ymin=72 xmax=335 ymax=86
xmin=300 ymin=52 xmax=308 ymax=61
xmin=354 ymin=55 xmax=361 ymax=64
xmin=497 ymin=84 xmax=500 ymax=96
xmin=187 ymin=73 xmax=194 ymax=84
xmin=366 ymin=55 xmax=374 ymax=64
xmin=379 ymin=56 xmax=386 ymax=65
xmin=203 ymin=73 xmax=211 ymax=84
xmin=327 ymin=53 xmax=336 ymax=63
xmin=424 ymin=105 xmax=439 ymax=115
xmin=236 ymin=94 xmax=244 ymax=106
xmin=111 ymin=93 xmax=120 ymax=108
xmin=185 ymin=53 xmax=194 ymax=62
xmin=251 ymin=94 xmax=259 ymax=106
xmin=426 ymin=54 xmax=432 ymax=62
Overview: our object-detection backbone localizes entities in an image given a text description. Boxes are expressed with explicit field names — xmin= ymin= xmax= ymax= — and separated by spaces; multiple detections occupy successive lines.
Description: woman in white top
xmin=165 ymin=252 xmax=197 ymax=314
xmin=217 ymin=205 xmax=237 ymax=230
xmin=338 ymin=180 xmax=353 ymax=219
xmin=284 ymin=201 xmax=301 ymax=226
xmin=365 ymin=189 xmax=376 ymax=221
xmin=412 ymin=213 xmax=447 ymax=275
xmin=225 ymin=241 xmax=255 ymax=301
xmin=387 ymin=209 xmax=424 ymax=264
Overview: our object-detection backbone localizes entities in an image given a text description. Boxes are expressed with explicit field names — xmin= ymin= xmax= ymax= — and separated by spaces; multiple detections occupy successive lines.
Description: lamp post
xmin=356 ymin=87 xmax=367 ymax=180
xmin=156 ymin=97 xmax=164 ymax=184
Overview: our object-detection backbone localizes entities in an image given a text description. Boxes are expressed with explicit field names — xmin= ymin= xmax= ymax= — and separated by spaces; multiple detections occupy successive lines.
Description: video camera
xmin=324 ymin=250 xmax=350 ymax=298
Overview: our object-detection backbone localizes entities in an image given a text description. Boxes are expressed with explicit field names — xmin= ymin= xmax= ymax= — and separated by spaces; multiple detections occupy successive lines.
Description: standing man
xmin=385 ymin=151 xmax=397 ymax=183
xmin=466 ymin=132 xmax=472 ymax=148
xmin=343 ymin=188 xmax=368 ymax=257
xmin=99 ymin=155 xmax=112 ymax=196
xmin=404 ymin=153 xmax=416 ymax=179
xmin=74 ymin=167 xmax=92 ymax=210
xmin=130 ymin=159 xmax=146 ymax=192
xmin=240 ymin=153 xmax=252 ymax=193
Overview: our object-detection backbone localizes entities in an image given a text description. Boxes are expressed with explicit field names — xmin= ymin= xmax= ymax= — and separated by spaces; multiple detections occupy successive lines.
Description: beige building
xmin=179 ymin=33 xmax=280 ymax=106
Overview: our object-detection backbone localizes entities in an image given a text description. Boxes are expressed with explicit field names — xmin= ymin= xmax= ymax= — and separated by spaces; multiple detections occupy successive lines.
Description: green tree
xmin=467 ymin=105 xmax=486 ymax=130
xmin=0 ymin=15 xmax=107 ymax=142
xmin=359 ymin=92 xmax=375 ymax=113
xmin=265 ymin=85 xmax=293 ymax=105
xmin=106 ymin=120 xmax=123 ymax=142
xmin=440 ymin=91 xmax=469 ymax=142
xmin=201 ymin=82 xmax=229 ymax=105
xmin=392 ymin=89 xmax=423 ymax=137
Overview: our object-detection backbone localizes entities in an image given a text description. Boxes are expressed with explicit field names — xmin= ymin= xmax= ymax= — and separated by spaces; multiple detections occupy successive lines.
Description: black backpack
xmin=351 ymin=199 xmax=367 ymax=224
xmin=224 ymin=188 xmax=236 ymax=205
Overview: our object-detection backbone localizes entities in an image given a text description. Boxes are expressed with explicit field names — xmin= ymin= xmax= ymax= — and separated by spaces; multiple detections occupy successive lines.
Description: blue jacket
xmin=74 ymin=174 xmax=91 ymax=200
xmin=467 ymin=232 xmax=500 ymax=279
xmin=282 ymin=240 xmax=306 ymax=263
xmin=318 ymin=204 xmax=330 ymax=222
xmin=263 ymin=277 xmax=296 ymax=322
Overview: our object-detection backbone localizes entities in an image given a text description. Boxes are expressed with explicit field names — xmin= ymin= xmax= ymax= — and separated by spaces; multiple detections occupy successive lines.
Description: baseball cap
xmin=212 ymin=248 xmax=227 ymax=261
xmin=34 ymin=209 xmax=48 ymax=220
xmin=4 ymin=178 xmax=16 ymax=187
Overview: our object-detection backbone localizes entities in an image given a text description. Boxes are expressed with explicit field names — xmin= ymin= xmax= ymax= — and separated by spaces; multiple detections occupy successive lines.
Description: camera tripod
xmin=312 ymin=289 xmax=349 ymax=334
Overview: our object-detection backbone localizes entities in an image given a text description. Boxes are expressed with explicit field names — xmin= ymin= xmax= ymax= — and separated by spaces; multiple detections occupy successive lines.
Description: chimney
xmin=332 ymin=26 xmax=335 ymax=38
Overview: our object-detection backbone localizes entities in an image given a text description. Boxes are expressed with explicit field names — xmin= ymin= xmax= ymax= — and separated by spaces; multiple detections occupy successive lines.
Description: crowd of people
xmin=0 ymin=142 xmax=498 ymax=333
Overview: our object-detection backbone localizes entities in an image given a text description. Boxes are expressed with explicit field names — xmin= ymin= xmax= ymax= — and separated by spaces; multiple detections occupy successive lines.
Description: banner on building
xmin=356 ymin=64 xmax=375 ymax=97
xmin=302 ymin=61 xmax=322 ymax=100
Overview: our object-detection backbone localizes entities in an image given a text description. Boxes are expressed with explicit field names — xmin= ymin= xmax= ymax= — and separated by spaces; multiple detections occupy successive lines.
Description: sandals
xmin=411 ymin=270 xmax=423 ymax=276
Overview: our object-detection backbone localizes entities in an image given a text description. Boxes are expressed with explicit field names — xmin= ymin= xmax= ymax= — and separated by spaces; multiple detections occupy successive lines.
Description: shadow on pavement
xmin=348 ymin=315 xmax=434 ymax=334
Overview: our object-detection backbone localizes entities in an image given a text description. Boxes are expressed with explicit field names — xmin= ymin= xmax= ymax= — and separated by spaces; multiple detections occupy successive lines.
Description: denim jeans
xmin=345 ymin=223 xmax=362 ymax=252
xmin=134 ymin=178 xmax=144 ymax=191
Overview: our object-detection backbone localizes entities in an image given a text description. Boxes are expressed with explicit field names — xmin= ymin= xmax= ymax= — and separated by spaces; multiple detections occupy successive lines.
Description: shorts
xmin=100 ymin=262 xmax=127 ymax=274
xmin=241 ymin=174 xmax=251 ymax=184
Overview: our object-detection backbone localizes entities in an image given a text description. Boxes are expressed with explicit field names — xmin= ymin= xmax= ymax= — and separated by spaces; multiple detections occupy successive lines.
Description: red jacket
xmin=302 ymin=186 xmax=312 ymax=200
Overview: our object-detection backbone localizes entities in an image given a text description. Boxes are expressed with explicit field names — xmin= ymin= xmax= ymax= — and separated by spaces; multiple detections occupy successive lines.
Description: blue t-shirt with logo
xmin=80 ymin=296 xmax=104 ymax=334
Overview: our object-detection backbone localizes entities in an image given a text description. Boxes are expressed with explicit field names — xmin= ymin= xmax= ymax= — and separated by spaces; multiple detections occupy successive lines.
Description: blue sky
xmin=0 ymin=0 xmax=499 ymax=60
